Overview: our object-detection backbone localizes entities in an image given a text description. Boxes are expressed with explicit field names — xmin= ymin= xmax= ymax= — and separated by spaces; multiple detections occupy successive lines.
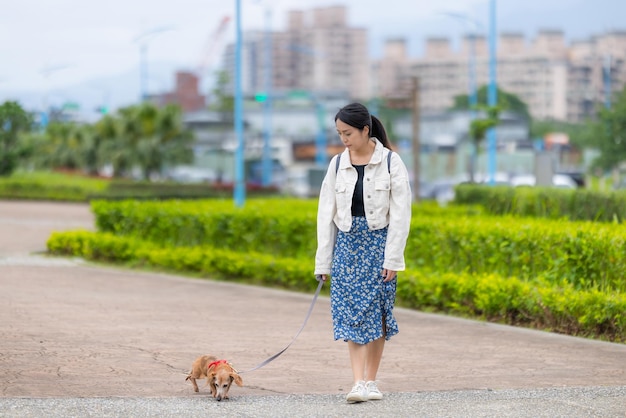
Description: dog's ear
xmin=231 ymin=372 xmax=243 ymax=387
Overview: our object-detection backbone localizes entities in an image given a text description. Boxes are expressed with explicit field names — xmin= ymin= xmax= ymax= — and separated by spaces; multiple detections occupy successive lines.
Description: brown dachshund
xmin=185 ymin=355 xmax=243 ymax=401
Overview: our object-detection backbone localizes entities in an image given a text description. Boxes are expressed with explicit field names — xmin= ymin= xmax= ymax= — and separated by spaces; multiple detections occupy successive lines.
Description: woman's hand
xmin=381 ymin=269 xmax=397 ymax=282
xmin=316 ymin=274 xmax=328 ymax=282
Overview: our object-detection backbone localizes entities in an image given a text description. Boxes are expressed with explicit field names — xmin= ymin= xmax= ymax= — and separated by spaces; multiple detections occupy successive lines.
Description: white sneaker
xmin=346 ymin=380 xmax=368 ymax=403
xmin=366 ymin=380 xmax=383 ymax=400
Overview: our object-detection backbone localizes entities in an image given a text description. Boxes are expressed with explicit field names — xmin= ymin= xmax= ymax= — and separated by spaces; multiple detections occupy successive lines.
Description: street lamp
xmin=133 ymin=26 xmax=175 ymax=102
xmin=440 ymin=12 xmax=482 ymax=111
xmin=486 ymin=0 xmax=498 ymax=184
xmin=442 ymin=3 xmax=498 ymax=184
xmin=262 ymin=5 xmax=273 ymax=188
xmin=440 ymin=11 xmax=483 ymax=182
xmin=234 ymin=0 xmax=246 ymax=207
xmin=252 ymin=0 xmax=275 ymax=188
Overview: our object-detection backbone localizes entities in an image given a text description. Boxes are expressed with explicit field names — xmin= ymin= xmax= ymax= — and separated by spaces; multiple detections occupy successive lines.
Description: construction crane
xmin=196 ymin=15 xmax=231 ymax=80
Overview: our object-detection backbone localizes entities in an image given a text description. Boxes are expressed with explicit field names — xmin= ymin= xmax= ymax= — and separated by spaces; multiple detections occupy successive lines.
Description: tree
xmin=0 ymin=101 xmax=32 ymax=176
xmin=530 ymin=119 xmax=594 ymax=149
xmin=135 ymin=103 xmax=194 ymax=180
xmin=93 ymin=114 xmax=124 ymax=177
xmin=467 ymin=105 xmax=500 ymax=182
xmin=587 ymin=85 xmax=626 ymax=172
xmin=209 ymin=70 xmax=234 ymax=121
xmin=106 ymin=103 xmax=194 ymax=180
xmin=450 ymin=86 xmax=529 ymax=182
xmin=45 ymin=122 xmax=84 ymax=170
xmin=451 ymin=85 xmax=531 ymax=121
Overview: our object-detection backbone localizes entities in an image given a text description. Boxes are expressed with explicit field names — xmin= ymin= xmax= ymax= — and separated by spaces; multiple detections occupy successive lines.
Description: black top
xmin=351 ymin=164 xmax=366 ymax=217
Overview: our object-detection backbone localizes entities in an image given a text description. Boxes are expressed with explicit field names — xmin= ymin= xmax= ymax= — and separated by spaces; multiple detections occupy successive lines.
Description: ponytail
xmin=371 ymin=115 xmax=392 ymax=149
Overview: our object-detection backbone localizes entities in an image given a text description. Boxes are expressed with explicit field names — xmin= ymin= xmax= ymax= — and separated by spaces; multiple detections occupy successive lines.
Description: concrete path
xmin=0 ymin=201 xmax=625 ymax=417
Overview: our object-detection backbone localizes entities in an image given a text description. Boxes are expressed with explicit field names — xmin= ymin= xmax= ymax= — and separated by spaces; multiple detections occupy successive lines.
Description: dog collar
xmin=208 ymin=359 xmax=228 ymax=369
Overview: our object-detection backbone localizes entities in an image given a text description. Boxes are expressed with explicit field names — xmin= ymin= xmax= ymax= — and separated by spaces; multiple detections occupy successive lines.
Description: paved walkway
xmin=0 ymin=201 xmax=625 ymax=416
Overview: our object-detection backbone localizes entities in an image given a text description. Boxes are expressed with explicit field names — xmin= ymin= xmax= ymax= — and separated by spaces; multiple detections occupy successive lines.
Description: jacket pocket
xmin=373 ymin=179 xmax=391 ymax=213
xmin=375 ymin=179 xmax=390 ymax=191
xmin=335 ymin=182 xmax=350 ymax=212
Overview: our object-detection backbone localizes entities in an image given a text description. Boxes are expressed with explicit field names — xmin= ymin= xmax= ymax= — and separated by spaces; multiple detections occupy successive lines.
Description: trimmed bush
xmin=0 ymin=171 xmax=108 ymax=201
xmin=454 ymin=183 xmax=626 ymax=223
xmin=90 ymin=199 xmax=626 ymax=292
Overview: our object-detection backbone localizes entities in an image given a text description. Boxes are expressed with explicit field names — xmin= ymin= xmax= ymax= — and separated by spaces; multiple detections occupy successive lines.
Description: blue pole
xmin=469 ymin=33 xmax=478 ymax=181
xmin=315 ymin=99 xmax=327 ymax=167
xmin=604 ymin=54 xmax=612 ymax=109
xmin=262 ymin=7 xmax=273 ymax=187
xmin=234 ymin=0 xmax=246 ymax=206
xmin=469 ymin=34 xmax=478 ymax=111
xmin=140 ymin=43 xmax=148 ymax=101
xmin=487 ymin=0 xmax=497 ymax=185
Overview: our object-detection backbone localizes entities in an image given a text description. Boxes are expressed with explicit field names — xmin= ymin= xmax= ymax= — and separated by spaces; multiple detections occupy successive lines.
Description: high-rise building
xmin=374 ymin=29 xmax=626 ymax=123
xmin=568 ymin=31 xmax=626 ymax=121
xmin=220 ymin=5 xmax=626 ymax=123
xmin=221 ymin=6 xmax=370 ymax=100
xmin=373 ymin=38 xmax=414 ymax=108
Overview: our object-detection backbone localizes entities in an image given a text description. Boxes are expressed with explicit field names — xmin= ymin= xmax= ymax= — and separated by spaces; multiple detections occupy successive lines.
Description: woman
xmin=315 ymin=102 xmax=412 ymax=403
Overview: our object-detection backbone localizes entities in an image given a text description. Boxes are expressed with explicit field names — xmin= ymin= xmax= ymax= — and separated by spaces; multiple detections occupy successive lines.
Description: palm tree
xmin=46 ymin=122 xmax=83 ymax=170
xmin=114 ymin=102 xmax=194 ymax=180
xmin=97 ymin=112 xmax=134 ymax=178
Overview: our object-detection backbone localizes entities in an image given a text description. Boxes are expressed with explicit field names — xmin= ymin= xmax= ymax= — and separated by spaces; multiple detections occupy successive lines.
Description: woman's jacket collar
xmin=337 ymin=138 xmax=385 ymax=171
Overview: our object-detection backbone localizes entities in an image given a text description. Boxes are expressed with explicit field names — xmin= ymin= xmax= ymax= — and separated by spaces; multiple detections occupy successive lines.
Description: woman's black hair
xmin=334 ymin=102 xmax=392 ymax=149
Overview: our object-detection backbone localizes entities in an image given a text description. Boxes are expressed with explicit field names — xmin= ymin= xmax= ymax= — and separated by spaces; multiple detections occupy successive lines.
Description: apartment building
xmin=221 ymin=6 xmax=370 ymax=100
xmin=373 ymin=38 xmax=415 ymax=107
xmin=375 ymin=29 xmax=626 ymax=123
xmin=568 ymin=31 xmax=626 ymax=121
xmin=374 ymin=31 xmax=564 ymax=120
xmin=220 ymin=5 xmax=626 ymax=124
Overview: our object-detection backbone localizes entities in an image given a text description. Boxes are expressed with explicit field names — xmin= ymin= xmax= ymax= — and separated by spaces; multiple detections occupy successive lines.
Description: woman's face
xmin=336 ymin=118 xmax=370 ymax=151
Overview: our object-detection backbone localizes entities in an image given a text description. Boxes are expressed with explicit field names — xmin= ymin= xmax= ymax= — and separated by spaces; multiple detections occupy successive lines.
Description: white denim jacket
xmin=314 ymin=138 xmax=412 ymax=276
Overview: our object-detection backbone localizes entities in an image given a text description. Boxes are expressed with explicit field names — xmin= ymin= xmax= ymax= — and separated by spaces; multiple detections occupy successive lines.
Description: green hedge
xmin=0 ymin=172 xmax=108 ymax=201
xmin=91 ymin=199 xmax=319 ymax=258
xmin=397 ymin=270 xmax=625 ymax=341
xmin=89 ymin=180 xmax=282 ymax=200
xmin=454 ymin=184 xmax=626 ymax=223
xmin=91 ymin=199 xmax=626 ymax=292
xmin=91 ymin=199 xmax=484 ymax=259
xmin=46 ymin=230 xmax=626 ymax=342
xmin=406 ymin=215 xmax=626 ymax=292
xmin=0 ymin=171 xmax=282 ymax=202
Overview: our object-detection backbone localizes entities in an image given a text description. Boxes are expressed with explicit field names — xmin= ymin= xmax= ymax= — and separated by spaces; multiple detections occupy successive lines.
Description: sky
xmin=2 ymin=0 xmax=626 ymax=112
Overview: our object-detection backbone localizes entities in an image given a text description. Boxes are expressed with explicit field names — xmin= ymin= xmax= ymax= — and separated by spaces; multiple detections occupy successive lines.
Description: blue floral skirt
xmin=330 ymin=216 xmax=399 ymax=344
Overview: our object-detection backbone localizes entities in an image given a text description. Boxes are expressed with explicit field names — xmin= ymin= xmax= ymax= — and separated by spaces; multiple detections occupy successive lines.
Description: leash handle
xmin=239 ymin=279 xmax=325 ymax=374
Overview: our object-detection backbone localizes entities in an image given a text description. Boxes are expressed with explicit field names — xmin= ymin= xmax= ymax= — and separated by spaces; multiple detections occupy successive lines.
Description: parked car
xmin=419 ymin=178 xmax=465 ymax=204
xmin=510 ymin=174 xmax=577 ymax=189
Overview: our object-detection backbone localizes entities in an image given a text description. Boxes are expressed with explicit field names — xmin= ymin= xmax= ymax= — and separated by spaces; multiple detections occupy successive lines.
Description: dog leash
xmin=238 ymin=278 xmax=325 ymax=374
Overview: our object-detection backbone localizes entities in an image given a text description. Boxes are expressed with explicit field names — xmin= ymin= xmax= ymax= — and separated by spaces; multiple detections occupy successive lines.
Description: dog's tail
xmin=185 ymin=374 xmax=191 ymax=381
